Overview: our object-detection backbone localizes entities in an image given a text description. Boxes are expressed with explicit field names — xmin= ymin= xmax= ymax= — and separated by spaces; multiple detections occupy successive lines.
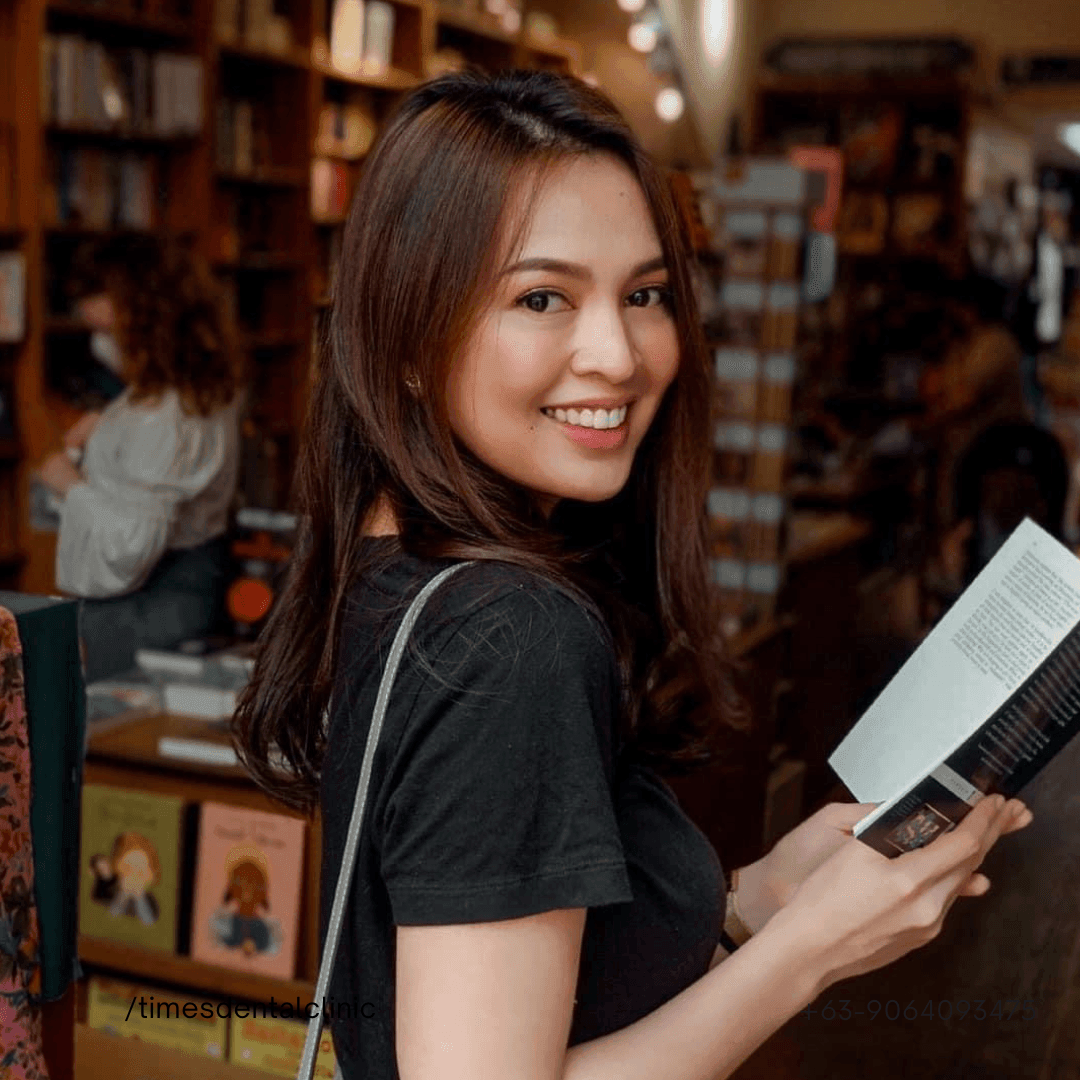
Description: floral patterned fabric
xmin=0 ymin=607 xmax=48 ymax=1080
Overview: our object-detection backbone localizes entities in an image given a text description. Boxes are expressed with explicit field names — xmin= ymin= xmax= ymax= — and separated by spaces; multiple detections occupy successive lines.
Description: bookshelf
xmin=4 ymin=0 xmax=587 ymax=1067
xmin=8 ymin=0 xmax=583 ymax=597
xmin=752 ymin=70 xmax=972 ymax=417
xmin=1 ymin=0 xmax=29 ymax=589
xmin=77 ymin=714 xmax=324 ymax=1075
xmin=672 ymin=160 xmax=812 ymax=638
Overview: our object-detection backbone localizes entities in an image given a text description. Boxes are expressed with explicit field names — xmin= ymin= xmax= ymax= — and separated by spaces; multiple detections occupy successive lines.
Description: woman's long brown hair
xmin=232 ymin=68 xmax=750 ymax=812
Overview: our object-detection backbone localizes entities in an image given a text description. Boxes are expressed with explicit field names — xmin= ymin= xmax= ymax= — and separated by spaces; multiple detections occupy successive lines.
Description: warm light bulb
xmin=628 ymin=22 xmax=658 ymax=52
xmin=655 ymin=87 xmax=684 ymax=123
xmin=1060 ymin=124 xmax=1080 ymax=158
xmin=617 ymin=0 xmax=646 ymax=11
xmin=702 ymin=0 xmax=733 ymax=64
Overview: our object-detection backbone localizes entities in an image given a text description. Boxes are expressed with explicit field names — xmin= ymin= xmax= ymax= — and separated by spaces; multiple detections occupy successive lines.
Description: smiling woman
xmin=227 ymin=67 xmax=1019 ymax=1080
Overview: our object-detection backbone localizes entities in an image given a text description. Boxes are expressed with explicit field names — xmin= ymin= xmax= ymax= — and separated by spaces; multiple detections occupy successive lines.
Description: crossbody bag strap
xmin=298 ymin=560 xmax=477 ymax=1080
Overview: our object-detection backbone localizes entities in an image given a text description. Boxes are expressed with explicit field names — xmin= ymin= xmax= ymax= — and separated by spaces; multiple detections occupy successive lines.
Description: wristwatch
xmin=719 ymin=867 xmax=754 ymax=953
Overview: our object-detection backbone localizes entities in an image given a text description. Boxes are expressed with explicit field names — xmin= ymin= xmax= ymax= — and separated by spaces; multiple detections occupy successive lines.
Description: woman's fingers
xmin=897 ymin=795 xmax=1018 ymax=885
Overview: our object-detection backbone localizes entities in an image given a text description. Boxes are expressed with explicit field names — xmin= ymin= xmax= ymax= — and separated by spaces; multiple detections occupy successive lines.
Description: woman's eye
xmin=630 ymin=285 xmax=674 ymax=309
xmin=518 ymin=290 xmax=568 ymax=314
xmin=517 ymin=285 xmax=673 ymax=314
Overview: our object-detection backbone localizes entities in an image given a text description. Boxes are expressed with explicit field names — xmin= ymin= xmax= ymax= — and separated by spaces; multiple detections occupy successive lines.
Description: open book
xmin=829 ymin=517 xmax=1080 ymax=857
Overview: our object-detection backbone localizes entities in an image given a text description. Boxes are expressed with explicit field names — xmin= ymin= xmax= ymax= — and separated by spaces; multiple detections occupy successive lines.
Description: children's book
xmin=190 ymin=802 xmax=306 ymax=979
xmin=229 ymin=1013 xmax=337 ymax=1077
xmin=79 ymin=784 xmax=184 ymax=951
xmin=86 ymin=974 xmax=228 ymax=1059
xmin=831 ymin=517 xmax=1080 ymax=856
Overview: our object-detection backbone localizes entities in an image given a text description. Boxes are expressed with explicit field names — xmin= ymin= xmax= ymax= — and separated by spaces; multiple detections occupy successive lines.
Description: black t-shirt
xmin=319 ymin=538 xmax=725 ymax=1077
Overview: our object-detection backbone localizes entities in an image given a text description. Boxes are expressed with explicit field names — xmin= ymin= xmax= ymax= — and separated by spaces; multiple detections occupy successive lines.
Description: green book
xmin=0 ymin=590 xmax=85 ymax=1001
xmin=79 ymin=784 xmax=184 ymax=953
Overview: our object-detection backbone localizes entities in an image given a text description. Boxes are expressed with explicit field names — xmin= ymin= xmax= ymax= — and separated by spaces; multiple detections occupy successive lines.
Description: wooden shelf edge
xmin=46 ymin=0 xmax=194 ymax=38
xmin=75 ymin=1024 xmax=250 ymax=1080
xmin=435 ymin=6 xmax=517 ymax=45
xmin=311 ymin=58 xmax=420 ymax=91
xmin=217 ymin=40 xmax=311 ymax=68
xmin=215 ymin=167 xmax=307 ymax=188
xmin=45 ymin=123 xmax=199 ymax=145
xmin=79 ymin=934 xmax=315 ymax=1004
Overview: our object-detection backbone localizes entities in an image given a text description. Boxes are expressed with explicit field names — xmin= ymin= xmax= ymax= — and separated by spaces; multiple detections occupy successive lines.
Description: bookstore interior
xmin=3 ymin=0 xmax=1080 ymax=1075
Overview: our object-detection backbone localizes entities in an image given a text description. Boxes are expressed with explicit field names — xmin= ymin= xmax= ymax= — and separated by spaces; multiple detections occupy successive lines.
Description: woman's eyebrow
xmin=498 ymin=254 xmax=667 ymax=280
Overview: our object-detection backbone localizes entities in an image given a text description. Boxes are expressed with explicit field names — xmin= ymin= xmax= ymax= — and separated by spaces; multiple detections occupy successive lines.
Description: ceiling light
xmin=655 ymin=87 xmax=684 ymax=123
xmin=628 ymin=21 xmax=658 ymax=52
xmin=1060 ymin=123 xmax=1080 ymax=158
xmin=702 ymin=0 xmax=733 ymax=64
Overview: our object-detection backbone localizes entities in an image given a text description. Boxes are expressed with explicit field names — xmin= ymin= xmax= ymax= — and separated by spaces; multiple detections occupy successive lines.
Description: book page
xmin=828 ymin=518 xmax=1080 ymax=805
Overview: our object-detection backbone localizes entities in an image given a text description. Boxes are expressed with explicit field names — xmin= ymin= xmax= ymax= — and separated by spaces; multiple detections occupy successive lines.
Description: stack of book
xmin=215 ymin=98 xmax=270 ymax=175
xmin=85 ymin=639 xmax=255 ymax=726
xmin=214 ymin=0 xmax=296 ymax=54
xmin=40 ymin=38 xmax=203 ymax=136
xmin=327 ymin=0 xmax=395 ymax=75
xmin=46 ymin=145 xmax=155 ymax=229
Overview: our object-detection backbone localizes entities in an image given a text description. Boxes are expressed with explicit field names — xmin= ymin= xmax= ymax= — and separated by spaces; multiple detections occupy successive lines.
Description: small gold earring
xmin=404 ymin=373 xmax=421 ymax=394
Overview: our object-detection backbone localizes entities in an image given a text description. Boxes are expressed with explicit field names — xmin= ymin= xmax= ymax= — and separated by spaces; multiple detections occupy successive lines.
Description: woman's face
xmin=445 ymin=154 xmax=680 ymax=516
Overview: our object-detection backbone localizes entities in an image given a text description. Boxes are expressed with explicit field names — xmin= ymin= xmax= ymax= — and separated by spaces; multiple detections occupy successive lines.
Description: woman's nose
xmin=571 ymin=303 xmax=637 ymax=382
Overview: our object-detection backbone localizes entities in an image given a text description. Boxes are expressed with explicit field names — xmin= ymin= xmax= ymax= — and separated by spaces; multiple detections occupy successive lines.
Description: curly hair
xmin=68 ymin=235 xmax=245 ymax=416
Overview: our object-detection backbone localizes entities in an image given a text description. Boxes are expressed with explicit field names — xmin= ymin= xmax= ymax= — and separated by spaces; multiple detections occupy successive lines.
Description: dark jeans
xmin=78 ymin=534 xmax=231 ymax=683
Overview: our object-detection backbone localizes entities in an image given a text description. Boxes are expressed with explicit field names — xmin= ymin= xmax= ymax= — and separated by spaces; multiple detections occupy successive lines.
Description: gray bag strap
xmin=298 ymin=560 xmax=477 ymax=1080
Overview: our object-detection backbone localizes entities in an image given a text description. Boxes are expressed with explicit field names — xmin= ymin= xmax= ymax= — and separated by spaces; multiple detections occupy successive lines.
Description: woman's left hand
xmin=38 ymin=450 xmax=84 ymax=498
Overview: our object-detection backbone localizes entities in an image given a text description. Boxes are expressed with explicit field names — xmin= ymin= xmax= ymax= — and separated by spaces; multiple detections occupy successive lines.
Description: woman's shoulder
xmin=349 ymin=551 xmax=617 ymax=675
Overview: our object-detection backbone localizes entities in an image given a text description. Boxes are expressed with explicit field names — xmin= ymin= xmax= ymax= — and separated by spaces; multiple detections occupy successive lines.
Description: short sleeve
xmin=379 ymin=581 xmax=634 ymax=925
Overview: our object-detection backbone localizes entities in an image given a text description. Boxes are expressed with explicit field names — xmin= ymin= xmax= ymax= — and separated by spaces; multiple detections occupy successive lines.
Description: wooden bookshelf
xmin=4 ymin=0 xmax=589 ymax=1063
xmin=77 ymin=711 xmax=324 ymax=1075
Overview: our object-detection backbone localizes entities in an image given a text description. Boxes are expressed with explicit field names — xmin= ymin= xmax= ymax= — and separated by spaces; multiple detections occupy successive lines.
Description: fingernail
xmin=992 ymin=794 xmax=1006 ymax=809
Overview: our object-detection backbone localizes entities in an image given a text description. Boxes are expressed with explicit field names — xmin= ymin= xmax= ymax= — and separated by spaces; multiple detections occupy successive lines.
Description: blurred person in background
xmin=35 ymin=236 xmax=246 ymax=682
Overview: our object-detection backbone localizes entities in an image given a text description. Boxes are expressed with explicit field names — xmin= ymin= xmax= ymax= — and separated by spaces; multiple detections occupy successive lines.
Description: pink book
xmin=190 ymin=802 xmax=307 ymax=980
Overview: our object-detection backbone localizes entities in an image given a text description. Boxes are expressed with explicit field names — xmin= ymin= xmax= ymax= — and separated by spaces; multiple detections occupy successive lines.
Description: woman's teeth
xmin=541 ymin=404 xmax=628 ymax=429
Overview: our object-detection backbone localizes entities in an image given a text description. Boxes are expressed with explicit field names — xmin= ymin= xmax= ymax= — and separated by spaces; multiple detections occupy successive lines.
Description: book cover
xmin=86 ymin=974 xmax=228 ymax=1059
xmin=190 ymin=802 xmax=306 ymax=979
xmin=79 ymin=784 xmax=184 ymax=952
xmin=229 ymin=1013 xmax=337 ymax=1077
xmin=329 ymin=0 xmax=365 ymax=75
xmin=830 ymin=517 xmax=1080 ymax=856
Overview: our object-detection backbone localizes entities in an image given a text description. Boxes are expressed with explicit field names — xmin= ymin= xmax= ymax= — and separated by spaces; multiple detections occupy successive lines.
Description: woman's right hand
xmin=63 ymin=410 xmax=102 ymax=451
xmin=770 ymin=794 xmax=1031 ymax=994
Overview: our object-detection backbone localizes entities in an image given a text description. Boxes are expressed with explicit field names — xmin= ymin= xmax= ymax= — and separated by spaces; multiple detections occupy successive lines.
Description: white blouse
xmin=56 ymin=386 xmax=242 ymax=598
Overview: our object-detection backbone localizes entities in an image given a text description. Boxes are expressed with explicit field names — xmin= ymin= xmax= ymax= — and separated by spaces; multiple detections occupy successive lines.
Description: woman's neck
xmin=362 ymin=493 xmax=399 ymax=537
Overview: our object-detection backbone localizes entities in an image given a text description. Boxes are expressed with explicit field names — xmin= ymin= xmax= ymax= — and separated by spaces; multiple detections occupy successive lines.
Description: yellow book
xmin=86 ymin=976 xmax=228 ymax=1060
xmin=229 ymin=1014 xmax=337 ymax=1077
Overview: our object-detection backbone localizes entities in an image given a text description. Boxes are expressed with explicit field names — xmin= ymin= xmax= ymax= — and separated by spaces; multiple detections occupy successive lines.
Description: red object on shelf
xmin=226 ymin=577 xmax=273 ymax=623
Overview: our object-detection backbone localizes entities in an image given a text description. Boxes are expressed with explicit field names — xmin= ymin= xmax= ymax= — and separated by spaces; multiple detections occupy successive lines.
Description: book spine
xmin=361 ymin=0 xmax=394 ymax=69
xmin=857 ymin=618 xmax=1080 ymax=857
